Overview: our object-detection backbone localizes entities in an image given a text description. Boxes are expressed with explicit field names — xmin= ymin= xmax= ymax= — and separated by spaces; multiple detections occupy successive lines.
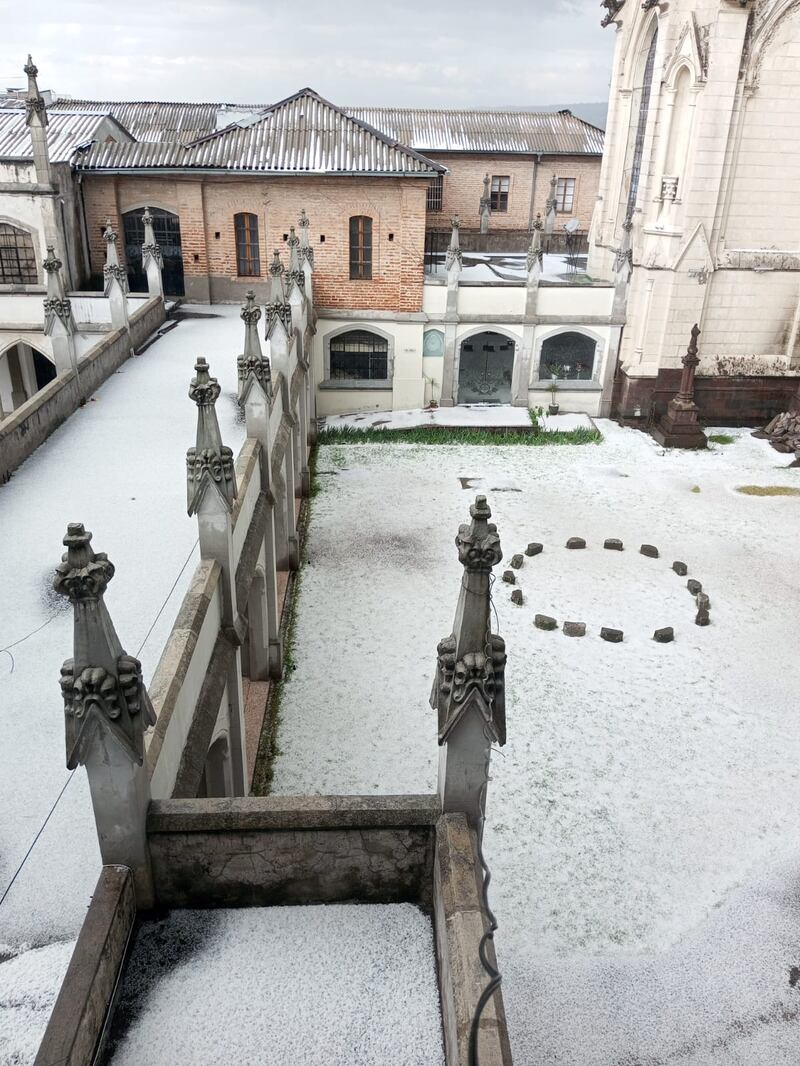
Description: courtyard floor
xmin=270 ymin=424 xmax=800 ymax=1064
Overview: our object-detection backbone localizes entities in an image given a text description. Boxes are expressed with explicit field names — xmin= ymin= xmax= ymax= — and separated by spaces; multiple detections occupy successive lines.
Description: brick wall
xmin=82 ymin=174 xmax=428 ymax=311
xmin=423 ymin=153 xmax=602 ymax=232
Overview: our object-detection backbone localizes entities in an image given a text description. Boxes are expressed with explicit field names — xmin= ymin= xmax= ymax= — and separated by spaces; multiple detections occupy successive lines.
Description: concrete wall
xmin=147 ymin=795 xmax=440 ymax=907
xmin=0 ymin=295 xmax=165 ymax=483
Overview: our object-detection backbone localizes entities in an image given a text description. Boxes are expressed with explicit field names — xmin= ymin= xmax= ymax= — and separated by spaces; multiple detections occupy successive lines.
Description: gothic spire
xmin=265 ymin=248 xmax=292 ymax=338
xmin=186 ymin=357 xmax=237 ymax=514
xmin=237 ymin=290 xmax=272 ymax=403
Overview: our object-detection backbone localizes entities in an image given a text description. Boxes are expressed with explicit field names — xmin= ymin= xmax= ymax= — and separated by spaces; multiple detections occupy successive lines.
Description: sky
xmin=0 ymin=0 xmax=616 ymax=109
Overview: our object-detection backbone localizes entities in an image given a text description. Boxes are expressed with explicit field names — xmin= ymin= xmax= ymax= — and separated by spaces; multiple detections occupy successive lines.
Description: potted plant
xmin=548 ymin=376 xmax=560 ymax=416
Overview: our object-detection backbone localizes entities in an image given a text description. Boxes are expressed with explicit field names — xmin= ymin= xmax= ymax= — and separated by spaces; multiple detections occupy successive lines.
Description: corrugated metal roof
xmin=0 ymin=108 xmax=129 ymax=163
xmin=344 ymin=107 xmax=605 ymax=155
xmin=74 ymin=89 xmax=445 ymax=176
xmin=48 ymin=98 xmax=253 ymax=143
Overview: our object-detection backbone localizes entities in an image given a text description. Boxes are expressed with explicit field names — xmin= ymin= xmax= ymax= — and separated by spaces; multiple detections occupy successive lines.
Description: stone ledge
xmin=148 ymin=793 xmax=442 ymax=832
xmin=318 ymin=379 xmax=393 ymax=390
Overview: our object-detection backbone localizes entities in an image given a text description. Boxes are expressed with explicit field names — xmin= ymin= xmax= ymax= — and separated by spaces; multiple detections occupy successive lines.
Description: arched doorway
xmin=122 ymin=207 xmax=184 ymax=296
xmin=0 ymin=342 xmax=56 ymax=417
xmin=457 ymin=331 xmax=515 ymax=404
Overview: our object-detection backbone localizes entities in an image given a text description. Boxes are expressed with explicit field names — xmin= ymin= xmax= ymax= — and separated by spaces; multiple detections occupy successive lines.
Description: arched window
xmin=234 ymin=212 xmax=260 ymax=276
xmin=329 ymin=330 xmax=388 ymax=381
xmin=349 ymin=216 xmax=372 ymax=280
xmin=0 ymin=224 xmax=37 ymax=284
xmin=624 ymin=26 xmax=659 ymax=223
xmin=539 ymin=332 xmax=597 ymax=381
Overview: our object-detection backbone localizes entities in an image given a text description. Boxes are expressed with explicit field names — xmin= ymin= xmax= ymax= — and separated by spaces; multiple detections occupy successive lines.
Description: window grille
xmin=0 ymin=224 xmax=37 ymax=284
xmin=556 ymin=178 xmax=576 ymax=213
xmin=539 ymin=331 xmax=596 ymax=380
xmin=329 ymin=330 xmax=388 ymax=380
xmin=349 ymin=216 xmax=372 ymax=280
xmin=427 ymin=175 xmax=444 ymax=211
xmin=490 ymin=176 xmax=510 ymax=212
xmin=234 ymin=212 xmax=261 ymax=276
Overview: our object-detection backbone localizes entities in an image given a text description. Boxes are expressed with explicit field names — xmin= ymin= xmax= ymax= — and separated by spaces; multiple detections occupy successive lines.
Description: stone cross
xmin=544 ymin=174 xmax=558 ymax=235
xmin=103 ymin=221 xmax=130 ymax=331
xmin=479 ymin=173 xmax=491 ymax=234
xmin=237 ymin=290 xmax=272 ymax=404
xmin=431 ymin=495 xmax=506 ymax=833
xmin=54 ymin=522 xmax=155 ymax=905
xmin=141 ymin=206 xmax=164 ymax=299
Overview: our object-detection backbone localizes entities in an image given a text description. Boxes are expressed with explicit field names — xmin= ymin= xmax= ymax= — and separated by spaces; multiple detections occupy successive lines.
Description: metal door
xmin=457 ymin=332 xmax=515 ymax=404
xmin=122 ymin=208 xmax=185 ymax=296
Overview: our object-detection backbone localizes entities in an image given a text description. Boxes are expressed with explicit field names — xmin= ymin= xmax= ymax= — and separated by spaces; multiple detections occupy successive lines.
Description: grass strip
xmin=318 ymin=425 xmax=602 ymax=447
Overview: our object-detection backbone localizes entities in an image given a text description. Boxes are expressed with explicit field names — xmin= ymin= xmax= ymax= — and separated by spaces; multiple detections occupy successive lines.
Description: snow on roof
xmin=343 ymin=106 xmax=605 ymax=155
xmin=73 ymin=89 xmax=445 ymax=176
xmin=48 ymin=97 xmax=256 ymax=144
xmin=0 ymin=108 xmax=132 ymax=163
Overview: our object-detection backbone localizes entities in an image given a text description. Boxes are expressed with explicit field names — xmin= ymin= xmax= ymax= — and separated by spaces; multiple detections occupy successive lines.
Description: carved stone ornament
xmin=240 ymin=289 xmax=262 ymax=329
xmin=187 ymin=357 xmax=237 ymax=514
xmin=44 ymin=296 xmax=74 ymax=335
xmin=103 ymin=262 xmax=129 ymax=288
xmin=24 ymin=55 xmax=38 ymax=78
xmin=53 ymin=522 xmax=114 ymax=602
xmin=298 ymin=209 xmax=314 ymax=267
xmin=455 ymin=495 xmax=503 ymax=572
xmin=527 ymin=228 xmax=543 ymax=273
xmin=613 ymin=246 xmax=633 ymax=275
xmin=42 ymin=246 xmax=62 ymax=274
xmin=660 ymin=175 xmax=679 ymax=202
xmin=237 ymin=352 xmax=273 ymax=399
xmin=446 ymin=215 xmax=463 ymax=271
xmin=103 ymin=225 xmax=118 ymax=245
xmin=434 ymin=634 xmax=507 ymax=745
xmin=600 ymin=0 xmax=625 ymax=27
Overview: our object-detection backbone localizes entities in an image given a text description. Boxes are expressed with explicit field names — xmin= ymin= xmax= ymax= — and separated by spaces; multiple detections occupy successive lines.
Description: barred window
xmin=490 ymin=176 xmax=510 ymax=212
xmin=349 ymin=215 xmax=372 ymax=280
xmin=0 ymin=223 xmax=37 ymax=284
xmin=556 ymin=178 xmax=576 ymax=213
xmin=329 ymin=330 xmax=388 ymax=381
xmin=426 ymin=175 xmax=444 ymax=211
xmin=234 ymin=212 xmax=260 ymax=276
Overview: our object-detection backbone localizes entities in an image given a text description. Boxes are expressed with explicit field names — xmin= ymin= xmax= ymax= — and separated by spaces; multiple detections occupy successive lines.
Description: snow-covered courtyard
xmin=271 ymin=424 xmax=800 ymax=1064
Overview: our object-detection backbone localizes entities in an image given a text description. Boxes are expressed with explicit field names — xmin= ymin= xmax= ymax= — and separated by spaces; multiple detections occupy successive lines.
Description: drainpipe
xmin=528 ymin=153 xmax=542 ymax=231
xmin=76 ymin=172 xmax=92 ymax=287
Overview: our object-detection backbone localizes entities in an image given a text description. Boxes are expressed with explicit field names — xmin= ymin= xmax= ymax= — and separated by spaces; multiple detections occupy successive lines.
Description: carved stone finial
xmin=455 ymin=495 xmax=503 ymax=573
xmin=446 ymin=215 xmax=463 ymax=271
xmin=24 ymin=53 xmax=48 ymax=128
xmin=265 ymin=249 xmax=292 ymax=338
xmin=684 ymin=323 xmax=701 ymax=368
xmin=42 ymin=243 xmax=73 ymax=335
xmin=43 ymin=244 xmax=62 ymax=274
xmin=54 ymin=523 xmax=155 ymax=769
xmin=186 ymin=358 xmax=237 ymax=514
xmin=237 ymin=291 xmax=272 ymax=402
xmin=532 ymin=214 xmax=543 ymax=231
xmin=527 ymin=225 xmax=543 ymax=273
xmin=24 ymin=54 xmax=38 ymax=78
xmin=141 ymin=206 xmax=163 ymax=271
xmin=102 ymin=222 xmax=129 ymax=295
xmin=103 ymin=222 xmax=118 ymax=245
xmin=298 ymin=209 xmax=314 ymax=267
xmin=285 ymin=226 xmax=305 ymax=295
xmin=269 ymin=248 xmax=284 ymax=277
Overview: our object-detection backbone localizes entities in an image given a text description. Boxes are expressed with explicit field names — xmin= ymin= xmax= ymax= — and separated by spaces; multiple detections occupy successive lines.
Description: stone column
xmin=103 ymin=222 xmax=130 ymax=333
xmin=479 ymin=174 xmax=491 ymax=234
xmin=141 ymin=206 xmax=164 ymax=300
xmin=42 ymin=245 xmax=79 ymax=379
xmin=54 ymin=522 xmax=155 ymax=906
xmin=431 ymin=496 xmax=506 ymax=834
xmin=652 ymin=324 xmax=708 ymax=449
xmin=440 ymin=217 xmax=463 ymax=408
xmin=513 ymin=221 xmax=543 ymax=406
xmin=187 ymin=357 xmax=248 ymax=794
xmin=237 ymin=292 xmax=283 ymax=679
xmin=611 ymin=217 xmax=633 ymax=319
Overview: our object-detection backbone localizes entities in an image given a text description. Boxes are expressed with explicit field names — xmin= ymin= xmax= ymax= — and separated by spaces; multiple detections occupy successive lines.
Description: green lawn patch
xmin=708 ymin=434 xmax=736 ymax=445
xmin=735 ymin=485 xmax=800 ymax=497
xmin=317 ymin=425 xmax=602 ymax=447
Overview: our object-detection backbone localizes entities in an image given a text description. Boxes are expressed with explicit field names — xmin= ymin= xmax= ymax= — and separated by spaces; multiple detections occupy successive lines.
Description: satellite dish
xmin=563 ymin=219 xmax=580 ymax=233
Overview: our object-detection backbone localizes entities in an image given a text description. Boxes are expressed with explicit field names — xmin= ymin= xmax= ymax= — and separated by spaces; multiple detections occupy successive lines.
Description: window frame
xmin=323 ymin=326 xmax=394 ymax=388
xmin=349 ymin=215 xmax=373 ymax=280
xmin=0 ymin=223 xmax=38 ymax=286
xmin=490 ymin=175 xmax=510 ymax=212
xmin=426 ymin=175 xmax=444 ymax=212
xmin=556 ymin=177 xmax=577 ymax=214
xmin=234 ymin=212 xmax=261 ymax=277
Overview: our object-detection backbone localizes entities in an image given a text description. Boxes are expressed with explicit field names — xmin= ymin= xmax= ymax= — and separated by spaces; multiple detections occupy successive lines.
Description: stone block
xmin=604 ymin=538 xmax=623 ymax=551
xmin=563 ymin=620 xmax=586 ymax=637
xmin=687 ymin=578 xmax=702 ymax=595
xmin=502 ymin=570 xmax=515 ymax=584
xmin=672 ymin=561 xmax=688 ymax=576
xmin=510 ymin=554 xmax=524 ymax=569
xmin=600 ymin=627 xmax=623 ymax=642
xmin=525 ymin=542 xmax=543 ymax=557
xmin=534 ymin=613 xmax=557 ymax=631
xmin=653 ymin=626 xmax=674 ymax=643
xmin=695 ymin=608 xmax=710 ymax=626
xmin=640 ymin=544 xmax=659 ymax=558
xmin=696 ymin=592 xmax=710 ymax=610
xmin=566 ymin=537 xmax=586 ymax=549
xmin=510 ymin=589 xmax=523 ymax=605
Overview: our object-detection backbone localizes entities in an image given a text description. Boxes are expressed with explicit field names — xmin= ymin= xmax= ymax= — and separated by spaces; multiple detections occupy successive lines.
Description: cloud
xmin=0 ymin=0 xmax=615 ymax=106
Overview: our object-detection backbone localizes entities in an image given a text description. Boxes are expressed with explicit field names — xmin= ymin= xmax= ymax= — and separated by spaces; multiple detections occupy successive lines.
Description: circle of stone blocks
xmin=502 ymin=570 xmax=516 ymax=584
xmin=600 ymin=627 xmax=623 ymax=642
xmin=563 ymin=620 xmax=586 ymax=637
xmin=696 ymin=592 xmax=710 ymax=611
xmin=534 ymin=613 xmax=558 ymax=631
xmin=525 ymin=542 xmax=543 ymax=557
xmin=566 ymin=537 xmax=586 ymax=549
xmin=672 ymin=561 xmax=688 ymax=576
xmin=604 ymin=538 xmax=623 ymax=551
xmin=653 ymin=626 xmax=674 ymax=643
xmin=640 ymin=544 xmax=659 ymax=558
xmin=687 ymin=578 xmax=702 ymax=595
xmin=510 ymin=589 xmax=524 ymax=605
xmin=510 ymin=554 xmax=524 ymax=569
